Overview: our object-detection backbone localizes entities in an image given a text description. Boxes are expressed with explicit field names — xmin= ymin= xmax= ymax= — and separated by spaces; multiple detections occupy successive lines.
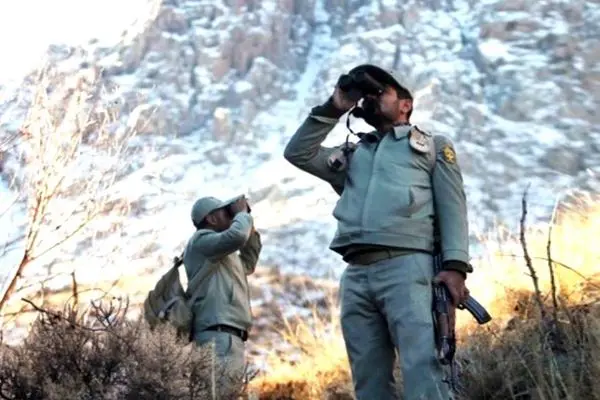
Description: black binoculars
xmin=337 ymin=70 xmax=385 ymax=103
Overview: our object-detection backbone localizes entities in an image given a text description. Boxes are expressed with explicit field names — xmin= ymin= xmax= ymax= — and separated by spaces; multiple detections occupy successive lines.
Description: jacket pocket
xmin=372 ymin=185 xmax=412 ymax=231
xmin=405 ymin=185 xmax=432 ymax=216
xmin=332 ymin=190 xmax=362 ymax=227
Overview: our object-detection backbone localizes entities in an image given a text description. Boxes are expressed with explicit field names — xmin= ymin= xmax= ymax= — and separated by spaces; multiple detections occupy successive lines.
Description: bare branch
xmin=20 ymin=297 xmax=119 ymax=334
xmin=0 ymin=191 xmax=22 ymax=220
xmin=71 ymin=270 xmax=79 ymax=311
xmin=519 ymin=184 xmax=546 ymax=320
xmin=0 ymin=63 xmax=141 ymax=312
xmin=546 ymin=199 xmax=560 ymax=325
xmin=0 ymin=234 xmax=25 ymax=258
xmin=0 ymin=127 xmax=24 ymax=155
xmin=495 ymin=254 xmax=600 ymax=290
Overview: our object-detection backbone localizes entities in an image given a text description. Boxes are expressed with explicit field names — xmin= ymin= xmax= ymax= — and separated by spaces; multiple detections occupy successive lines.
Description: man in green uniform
xmin=183 ymin=194 xmax=261 ymax=393
xmin=283 ymin=64 xmax=472 ymax=399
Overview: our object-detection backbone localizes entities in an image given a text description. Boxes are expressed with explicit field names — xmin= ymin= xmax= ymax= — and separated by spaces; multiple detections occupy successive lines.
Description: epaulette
xmin=408 ymin=125 xmax=432 ymax=154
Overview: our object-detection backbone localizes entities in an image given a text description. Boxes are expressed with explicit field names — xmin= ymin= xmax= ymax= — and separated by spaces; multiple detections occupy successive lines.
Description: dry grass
xmin=250 ymin=293 xmax=353 ymax=399
xmin=249 ymin=193 xmax=600 ymax=400
xmin=464 ymin=191 xmax=600 ymax=329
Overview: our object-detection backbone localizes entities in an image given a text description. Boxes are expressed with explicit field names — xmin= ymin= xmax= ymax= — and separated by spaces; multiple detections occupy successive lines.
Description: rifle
xmin=432 ymin=252 xmax=492 ymax=393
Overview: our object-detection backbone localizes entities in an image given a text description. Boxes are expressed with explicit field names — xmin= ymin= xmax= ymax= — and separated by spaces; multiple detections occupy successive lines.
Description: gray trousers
xmin=194 ymin=330 xmax=246 ymax=398
xmin=339 ymin=252 xmax=450 ymax=400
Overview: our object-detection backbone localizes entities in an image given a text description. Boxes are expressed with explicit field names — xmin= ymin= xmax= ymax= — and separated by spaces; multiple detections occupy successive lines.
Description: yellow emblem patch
xmin=441 ymin=144 xmax=456 ymax=164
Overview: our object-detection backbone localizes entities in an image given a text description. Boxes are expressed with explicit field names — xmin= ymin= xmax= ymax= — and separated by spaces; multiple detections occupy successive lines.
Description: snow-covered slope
xmin=0 ymin=0 xmax=599 ymax=312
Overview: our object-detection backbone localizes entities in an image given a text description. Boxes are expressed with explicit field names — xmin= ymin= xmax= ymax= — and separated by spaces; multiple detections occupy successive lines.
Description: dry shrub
xmin=458 ymin=290 xmax=600 ymax=400
xmin=0 ymin=298 xmax=245 ymax=400
xmin=0 ymin=62 xmax=141 ymax=313
xmin=464 ymin=192 xmax=600 ymax=328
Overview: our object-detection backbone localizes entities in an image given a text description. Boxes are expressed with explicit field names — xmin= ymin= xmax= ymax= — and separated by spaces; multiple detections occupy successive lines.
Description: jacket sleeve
xmin=283 ymin=97 xmax=348 ymax=189
xmin=432 ymin=135 xmax=472 ymax=276
xmin=190 ymin=212 xmax=253 ymax=261
xmin=239 ymin=229 xmax=262 ymax=275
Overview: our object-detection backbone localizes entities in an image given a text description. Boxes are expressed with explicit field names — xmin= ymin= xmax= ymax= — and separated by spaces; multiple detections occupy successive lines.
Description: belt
xmin=344 ymin=248 xmax=417 ymax=265
xmin=205 ymin=324 xmax=249 ymax=342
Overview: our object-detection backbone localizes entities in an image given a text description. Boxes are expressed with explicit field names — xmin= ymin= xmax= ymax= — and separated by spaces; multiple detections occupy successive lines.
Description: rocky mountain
xmin=0 ymin=0 xmax=599 ymax=337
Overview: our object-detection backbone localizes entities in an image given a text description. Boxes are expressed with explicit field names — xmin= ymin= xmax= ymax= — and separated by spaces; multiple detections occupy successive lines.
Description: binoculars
xmin=337 ymin=70 xmax=385 ymax=103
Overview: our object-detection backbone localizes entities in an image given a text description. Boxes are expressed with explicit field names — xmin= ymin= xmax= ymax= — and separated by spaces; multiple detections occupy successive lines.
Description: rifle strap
xmin=428 ymin=135 xmax=442 ymax=253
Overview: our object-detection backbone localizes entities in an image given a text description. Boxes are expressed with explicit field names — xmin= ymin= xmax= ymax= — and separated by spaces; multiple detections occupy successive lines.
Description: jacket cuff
xmin=310 ymin=96 xmax=347 ymax=119
xmin=233 ymin=211 xmax=253 ymax=229
xmin=442 ymin=260 xmax=471 ymax=279
xmin=442 ymin=249 xmax=468 ymax=263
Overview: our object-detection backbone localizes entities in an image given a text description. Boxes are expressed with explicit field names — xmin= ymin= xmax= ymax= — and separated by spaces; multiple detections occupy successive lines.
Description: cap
xmin=190 ymin=194 xmax=246 ymax=227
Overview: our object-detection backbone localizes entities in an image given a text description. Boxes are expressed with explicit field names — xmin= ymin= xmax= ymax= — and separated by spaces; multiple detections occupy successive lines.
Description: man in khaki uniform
xmin=284 ymin=64 xmax=472 ymax=399
xmin=183 ymin=194 xmax=261 ymax=391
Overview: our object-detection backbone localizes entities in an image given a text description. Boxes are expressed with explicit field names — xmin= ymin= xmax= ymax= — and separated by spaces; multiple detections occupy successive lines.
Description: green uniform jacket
xmin=183 ymin=212 xmax=262 ymax=333
xmin=283 ymin=98 xmax=471 ymax=274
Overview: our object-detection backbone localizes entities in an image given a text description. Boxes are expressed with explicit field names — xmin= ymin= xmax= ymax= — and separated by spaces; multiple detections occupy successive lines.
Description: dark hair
xmin=193 ymin=217 xmax=209 ymax=230
xmin=390 ymin=84 xmax=413 ymax=121
xmin=393 ymin=84 xmax=413 ymax=101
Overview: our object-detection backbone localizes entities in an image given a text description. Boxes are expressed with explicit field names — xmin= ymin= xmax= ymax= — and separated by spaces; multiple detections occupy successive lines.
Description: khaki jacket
xmin=283 ymin=99 xmax=470 ymax=272
xmin=183 ymin=212 xmax=261 ymax=332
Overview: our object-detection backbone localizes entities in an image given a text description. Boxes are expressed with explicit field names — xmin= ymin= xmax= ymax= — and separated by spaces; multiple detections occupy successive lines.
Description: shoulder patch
xmin=408 ymin=125 xmax=431 ymax=154
xmin=440 ymin=143 xmax=456 ymax=164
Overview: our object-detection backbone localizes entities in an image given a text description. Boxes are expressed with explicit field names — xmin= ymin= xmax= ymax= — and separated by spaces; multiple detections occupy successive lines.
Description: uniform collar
xmin=392 ymin=124 xmax=412 ymax=140
xmin=358 ymin=124 xmax=412 ymax=143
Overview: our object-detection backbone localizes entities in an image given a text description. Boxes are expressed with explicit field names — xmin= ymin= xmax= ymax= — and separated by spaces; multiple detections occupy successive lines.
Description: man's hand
xmin=332 ymin=84 xmax=357 ymax=111
xmin=229 ymin=196 xmax=249 ymax=215
xmin=433 ymin=270 xmax=470 ymax=307
xmin=433 ymin=269 xmax=469 ymax=334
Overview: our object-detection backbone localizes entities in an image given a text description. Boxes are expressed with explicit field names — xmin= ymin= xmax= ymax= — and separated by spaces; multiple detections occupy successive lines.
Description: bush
xmin=458 ymin=290 xmax=600 ymax=400
xmin=0 ymin=298 xmax=245 ymax=400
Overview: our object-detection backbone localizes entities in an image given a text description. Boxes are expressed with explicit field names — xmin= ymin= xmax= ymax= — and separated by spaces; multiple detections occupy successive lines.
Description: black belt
xmin=205 ymin=324 xmax=249 ymax=342
xmin=344 ymin=248 xmax=417 ymax=265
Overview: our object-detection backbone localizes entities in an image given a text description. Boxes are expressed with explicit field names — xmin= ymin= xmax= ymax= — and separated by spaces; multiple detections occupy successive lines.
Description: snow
xmin=478 ymin=38 xmax=511 ymax=63
xmin=234 ymin=81 xmax=253 ymax=94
